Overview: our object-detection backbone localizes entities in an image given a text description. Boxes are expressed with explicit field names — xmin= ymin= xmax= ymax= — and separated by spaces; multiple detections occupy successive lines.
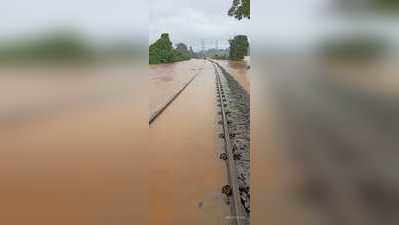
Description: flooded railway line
xmin=211 ymin=60 xmax=250 ymax=225
xmin=149 ymin=59 xmax=250 ymax=224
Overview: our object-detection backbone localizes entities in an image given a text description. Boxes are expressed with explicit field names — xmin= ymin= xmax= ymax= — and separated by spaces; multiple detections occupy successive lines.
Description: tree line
xmin=149 ymin=33 xmax=193 ymax=64
xmin=0 ymin=29 xmax=139 ymax=64
xmin=149 ymin=33 xmax=249 ymax=64
xmin=207 ymin=35 xmax=249 ymax=60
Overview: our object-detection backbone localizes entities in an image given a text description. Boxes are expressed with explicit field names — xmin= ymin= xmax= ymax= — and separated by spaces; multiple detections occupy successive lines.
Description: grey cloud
xmin=150 ymin=0 xmax=250 ymax=50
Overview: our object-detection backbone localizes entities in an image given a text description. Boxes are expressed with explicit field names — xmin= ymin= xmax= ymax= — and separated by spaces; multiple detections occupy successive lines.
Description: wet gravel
xmin=214 ymin=61 xmax=251 ymax=220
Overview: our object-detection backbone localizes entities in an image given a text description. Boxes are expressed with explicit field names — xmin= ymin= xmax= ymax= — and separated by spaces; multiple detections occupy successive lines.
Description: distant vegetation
xmin=200 ymin=35 xmax=249 ymax=61
xmin=201 ymin=48 xmax=229 ymax=60
xmin=227 ymin=1 xmax=250 ymax=60
xmin=149 ymin=33 xmax=192 ymax=64
xmin=228 ymin=0 xmax=250 ymax=20
xmin=336 ymin=0 xmax=399 ymax=11
xmin=229 ymin=35 xmax=249 ymax=60
xmin=0 ymin=31 xmax=93 ymax=63
xmin=320 ymin=35 xmax=387 ymax=61
xmin=149 ymin=34 xmax=249 ymax=63
xmin=175 ymin=43 xmax=194 ymax=60
xmin=211 ymin=54 xmax=229 ymax=60
xmin=0 ymin=29 xmax=139 ymax=64
xmin=372 ymin=0 xmax=399 ymax=10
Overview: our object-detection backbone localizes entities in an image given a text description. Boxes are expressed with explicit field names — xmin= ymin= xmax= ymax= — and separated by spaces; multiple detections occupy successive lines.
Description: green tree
xmin=176 ymin=43 xmax=188 ymax=52
xmin=228 ymin=0 xmax=250 ymax=20
xmin=229 ymin=35 xmax=249 ymax=60
xmin=175 ymin=43 xmax=191 ymax=59
xmin=149 ymin=33 xmax=191 ymax=64
xmin=149 ymin=33 xmax=172 ymax=64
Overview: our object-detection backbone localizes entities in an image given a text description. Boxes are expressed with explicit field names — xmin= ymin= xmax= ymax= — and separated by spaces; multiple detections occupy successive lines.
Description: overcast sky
xmin=148 ymin=0 xmax=339 ymax=51
xmin=0 ymin=0 xmax=332 ymax=49
xmin=0 ymin=0 xmax=147 ymax=42
xmin=149 ymin=0 xmax=250 ymax=51
xmin=0 ymin=0 xmax=325 ymax=49
xmin=1 ymin=0 xmax=396 ymax=50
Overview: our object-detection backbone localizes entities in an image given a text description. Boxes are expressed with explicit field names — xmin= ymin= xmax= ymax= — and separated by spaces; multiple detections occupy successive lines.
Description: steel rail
xmin=212 ymin=61 xmax=245 ymax=225
xmin=149 ymin=72 xmax=199 ymax=125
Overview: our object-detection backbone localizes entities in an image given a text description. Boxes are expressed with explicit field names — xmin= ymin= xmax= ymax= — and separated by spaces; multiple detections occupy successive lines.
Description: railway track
xmin=149 ymin=59 xmax=250 ymax=224
xmin=149 ymin=71 xmax=200 ymax=125
xmin=211 ymin=60 xmax=248 ymax=225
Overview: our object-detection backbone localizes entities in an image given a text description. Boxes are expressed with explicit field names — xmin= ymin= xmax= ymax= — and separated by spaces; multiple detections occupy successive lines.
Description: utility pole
xmin=215 ymin=40 xmax=219 ymax=50
xmin=201 ymin=39 xmax=205 ymax=58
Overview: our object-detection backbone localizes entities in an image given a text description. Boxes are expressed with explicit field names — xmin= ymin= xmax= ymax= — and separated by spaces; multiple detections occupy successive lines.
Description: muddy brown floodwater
xmin=149 ymin=59 xmax=230 ymax=225
xmin=252 ymin=58 xmax=399 ymax=225
xmin=215 ymin=58 xmax=250 ymax=93
xmin=0 ymin=59 xmax=250 ymax=225
xmin=149 ymin=59 xmax=207 ymax=116
xmin=0 ymin=65 xmax=150 ymax=225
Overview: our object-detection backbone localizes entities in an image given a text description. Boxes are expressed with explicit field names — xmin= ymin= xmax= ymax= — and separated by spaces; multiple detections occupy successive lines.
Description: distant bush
xmin=372 ymin=0 xmax=399 ymax=10
xmin=211 ymin=54 xmax=229 ymax=60
xmin=0 ymin=31 xmax=94 ymax=63
xmin=149 ymin=33 xmax=190 ymax=64
xmin=320 ymin=35 xmax=387 ymax=61
xmin=175 ymin=43 xmax=192 ymax=60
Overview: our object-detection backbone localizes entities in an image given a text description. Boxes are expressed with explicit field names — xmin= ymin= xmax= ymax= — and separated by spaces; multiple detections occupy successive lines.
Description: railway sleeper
xmin=222 ymin=184 xmax=233 ymax=197
xmin=219 ymin=152 xmax=228 ymax=160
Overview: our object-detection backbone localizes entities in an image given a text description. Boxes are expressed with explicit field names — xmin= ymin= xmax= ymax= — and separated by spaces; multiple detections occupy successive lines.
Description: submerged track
xmin=149 ymin=72 xmax=199 ymax=125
